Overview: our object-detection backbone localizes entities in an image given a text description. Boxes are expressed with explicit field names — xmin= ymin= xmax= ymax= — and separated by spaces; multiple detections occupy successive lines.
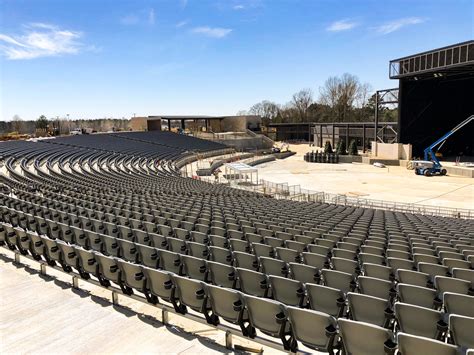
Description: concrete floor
xmin=256 ymin=144 xmax=474 ymax=210
xmin=0 ymin=251 xmax=290 ymax=355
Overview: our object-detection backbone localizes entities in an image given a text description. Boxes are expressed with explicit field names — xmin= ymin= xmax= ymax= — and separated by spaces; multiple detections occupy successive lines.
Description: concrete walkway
xmin=256 ymin=147 xmax=473 ymax=210
xmin=1 ymin=252 xmax=288 ymax=355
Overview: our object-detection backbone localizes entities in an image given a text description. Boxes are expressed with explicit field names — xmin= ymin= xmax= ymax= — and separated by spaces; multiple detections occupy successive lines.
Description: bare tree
xmin=291 ymin=89 xmax=313 ymax=122
xmin=249 ymin=100 xmax=280 ymax=124
xmin=319 ymin=73 xmax=371 ymax=121
xmin=11 ymin=115 xmax=23 ymax=133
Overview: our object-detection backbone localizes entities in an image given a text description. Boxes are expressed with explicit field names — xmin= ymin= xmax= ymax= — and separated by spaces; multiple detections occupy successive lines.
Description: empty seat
xmin=241 ymin=294 xmax=293 ymax=350
xmin=260 ymin=256 xmax=288 ymax=277
xmin=396 ymin=269 xmax=431 ymax=288
xmin=347 ymin=292 xmax=392 ymax=328
xmin=434 ymin=276 xmax=471 ymax=297
xmin=306 ymin=283 xmax=345 ymax=317
xmin=237 ymin=268 xmax=269 ymax=297
xmin=322 ymin=269 xmax=355 ymax=294
xmin=137 ymin=244 xmax=159 ymax=268
xmin=117 ymin=259 xmax=156 ymax=303
xmin=358 ymin=276 xmax=395 ymax=301
xmin=395 ymin=302 xmax=446 ymax=340
xmin=285 ymin=306 xmax=338 ymax=353
xmin=181 ymin=255 xmax=207 ymax=281
xmin=207 ymin=261 xmax=236 ymax=289
xmin=338 ymin=319 xmax=395 ymax=355
xmin=397 ymin=283 xmax=437 ymax=309
xmin=269 ymin=275 xmax=305 ymax=307
xmin=289 ymin=263 xmax=320 ymax=284
xmin=449 ymin=314 xmax=474 ymax=352
xmin=233 ymin=251 xmax=259 ymax=271
xmin=452 ymin=268 xmax=474 ymax=284
xmin=397 ymin=333 xmax=457 ymax=355
xmin=444 ymin=292 xmax=474 ymax=317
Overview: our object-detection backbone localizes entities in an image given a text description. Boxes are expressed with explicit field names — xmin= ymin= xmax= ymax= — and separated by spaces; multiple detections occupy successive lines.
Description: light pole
xmin=67 ymin=114 xmax=70 ymax=134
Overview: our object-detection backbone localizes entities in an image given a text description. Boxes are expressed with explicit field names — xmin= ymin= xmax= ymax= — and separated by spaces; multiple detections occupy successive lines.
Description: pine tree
xmin=336 ymin=140 xmax=347 ymax=155
xmin=324 ymin=140 xmax=333 ymax=154
xmin=348 ymin=139 xmax=358 ymax=155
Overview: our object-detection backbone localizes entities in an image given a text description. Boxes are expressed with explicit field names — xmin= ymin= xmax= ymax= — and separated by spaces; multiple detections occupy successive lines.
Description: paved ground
xmin=0 ymin=251 xmax=290 ymax=355
xmin=256 ymin=144 xmax=473 ymax=210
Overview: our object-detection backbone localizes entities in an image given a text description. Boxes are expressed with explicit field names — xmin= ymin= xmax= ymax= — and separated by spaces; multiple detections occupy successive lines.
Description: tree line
xmin=1 ymin=115 xmax=131 ymax=136
xmin=239 ymin=73 xmax=397 ymax=125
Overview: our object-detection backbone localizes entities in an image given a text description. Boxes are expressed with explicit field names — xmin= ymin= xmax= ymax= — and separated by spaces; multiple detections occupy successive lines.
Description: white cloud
xmin=326 ymin=19 xmax=358 ymax=32
xmin=375 ymin=17 xmax=425 ymax=34
xmin=0 ymin=23 xmax=83 ymax=60
xmin=148 ymin=9 xmax=156 ymax=25
xmin=180 ymin=0 xmax=188 ymax=9
xmin=120 ymin=8 xmax=156 ymax=26
xmin=191 ymin=26 xmax=232 ymax=38
xmin=233 ymin=5 xmax=245 ymax=10
xmin=176 ymin=20 xmax=188 ymax=28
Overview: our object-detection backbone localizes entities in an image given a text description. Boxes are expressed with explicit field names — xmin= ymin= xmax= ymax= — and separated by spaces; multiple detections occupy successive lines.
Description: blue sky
xmin=0 ymin=0 xmax=472 ymax=120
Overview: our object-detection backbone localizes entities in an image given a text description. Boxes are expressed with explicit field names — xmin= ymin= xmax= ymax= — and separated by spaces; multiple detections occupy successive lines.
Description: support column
xmin=162 ymin=309 xmax=169 ymax=325
xmin=362 ymin=124 xmax=366 ymax=153
xmin=225 ymin=331 xmax=233 ymax=349
xmin=319 ymin=125 xmax=323 ymax=148
xmin=332 ymin=125 xmax=336 ymax=147
xmin=168 ymin=119 xmax=171 ymax=131
xmin=345 ymin=124 xmax=349 ymax=148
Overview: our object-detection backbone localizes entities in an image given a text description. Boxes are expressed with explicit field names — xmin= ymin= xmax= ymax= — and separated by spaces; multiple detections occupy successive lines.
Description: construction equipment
xmin=413 ymin=115 xmax=473 ymax=176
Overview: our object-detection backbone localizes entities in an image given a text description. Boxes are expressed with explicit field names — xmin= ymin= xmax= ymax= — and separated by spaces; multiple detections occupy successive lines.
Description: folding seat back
xmin=444 ymin=293 xmax=474 ymax=317
xmin=207 ymin=261 xmax=236 ymax=288
xmin=252 ymin=243 xmax=275 ymax=258
xmin=396 ymin=269 xmax=431 ymax=287
xmin=443 ymin=258 xmax=470 ymax=270
xmin=397 ymin=283 xmax=437 ymax=309
xmin=167 ymin=237 xmax=187 ymax=254
xmin=96 ymin=254 xmax=122 ymax=284
xmin=245 ymin=233 xmax=263 ymax=244
xmin=358 ymin=276 xmax=395 ymax=301
xmin=306 ymin=283 xmax=345 ymax=318
xmin=174 ymin=227 xmax=190 ymax=241
xmin=208 ymin=234 xmax=227 ymax=248
xmin=449 ymin=314 xmax=474 ymax=351
xmin=209 ymin=246 xmax=232 ymax=265
xmin=229 ymin=238 xmax=250 ymax=253
xmin=285 ymin=307 xmax=337 ymax=353
xmin=203 ymin=284 xmax=245 ymax=326
xmin=76 ymin=248 xmax=99 ymax=276
xmin=149 ymin=233 xmax=168 ymax=249
xmin=434 ymin=276 xmax=471 ymax=297
xmin=86 ymin=231 xmax=103 ymax=253
xmin=260 ymin=256 xmax=288 ymax=277
xmin=137 ymin=244 xmax=159 ymax=269
xmin=332 ymin=257 xmax=360 ymax=275
xmin=322 ymin=269 xmax=355 ymax=294
xmin=338 ymin=319 xmax=395 ymax=355
xmin=289 ymin=263 xmax=320 ymax=284
xmin=181 ymin=255 xmax=207 ymax=281
xmin=142 ymin=267 xmax=174 ymax=302
xmin=397 ymin=333 xmax=457 ymax=355
xmin=241 ymin=294 xmax=292 ymax=350
xmin=117 ymin=259 xmax=147 ymax=293
xmin=362 ymin=263 xmax=393 ymax=281
xmin=237 ymin=268 xmax=269 ymax=297
xmin=134 ymin=229 xmax=151 ymax=246
xmin=418 ymin=262 xmax=449 ymax=280
xmin=157 ymin=249 xmax=182 ymax=274
xmin=302 ymin=252 xmax=328 ymax=269
xmin=332 ymin=248 xmax=357 ymax=260
xmin=57 ymin=241 xmax=79 ymax=269
xmin=171 ymin=275 xmax=206 ymax=313
xmin=117 ymin=239 xmax=138 ymax=263
xmin=233 ymin=251 xmax=259 ymax=271
xmin=307 ymin=244 xmax=330 ymax=256
xmin=43 ymin=236 xmax=62 ymax=263
xmin=452 ymin=268 xmax=474 ymax=284
xmin=269 ymin=275 xmax=305 ymax=307
xmin=347 ymin=292 xmax=391 ymax=327
xmin=395 ymin=302 xmax=445 ymax=340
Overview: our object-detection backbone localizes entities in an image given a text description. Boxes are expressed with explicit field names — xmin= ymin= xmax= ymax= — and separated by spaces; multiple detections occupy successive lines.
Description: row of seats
xmin=1 ymin=131 xmax=472 ymax=354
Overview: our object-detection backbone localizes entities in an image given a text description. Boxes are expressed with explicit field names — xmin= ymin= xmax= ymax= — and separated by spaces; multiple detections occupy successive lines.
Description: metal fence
xmin=230 ymin=178 xmax=473 ymax=219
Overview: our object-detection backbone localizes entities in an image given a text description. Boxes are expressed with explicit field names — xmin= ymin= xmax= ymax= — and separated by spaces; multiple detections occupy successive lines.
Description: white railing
xmin=228 ymin=178 xmax=473 ymax=219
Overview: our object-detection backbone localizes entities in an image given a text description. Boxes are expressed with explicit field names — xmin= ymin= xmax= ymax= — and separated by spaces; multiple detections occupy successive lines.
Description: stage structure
xmin=390 ymin=41 xmax=474 ymax=157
